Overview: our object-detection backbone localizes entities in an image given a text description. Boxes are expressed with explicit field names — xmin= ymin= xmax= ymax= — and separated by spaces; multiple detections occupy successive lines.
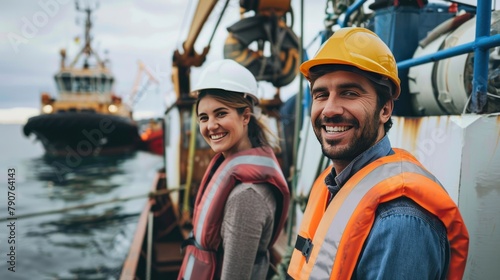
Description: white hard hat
xmin=191 ymin=59 xmax=259 ymax=105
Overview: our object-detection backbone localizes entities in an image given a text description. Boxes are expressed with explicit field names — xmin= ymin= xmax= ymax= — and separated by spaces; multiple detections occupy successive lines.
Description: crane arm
xmin=172 ymin=0 xmax=221 ymax=101
xmin=182 ymin=0 xmax=219 ymax=58
xmin=128 ymin=60 xmax=160 ymax=106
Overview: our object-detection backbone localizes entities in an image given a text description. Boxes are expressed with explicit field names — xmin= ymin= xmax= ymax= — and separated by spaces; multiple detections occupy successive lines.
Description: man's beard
xmin=315 ymin=112 xmax=380 ymax=162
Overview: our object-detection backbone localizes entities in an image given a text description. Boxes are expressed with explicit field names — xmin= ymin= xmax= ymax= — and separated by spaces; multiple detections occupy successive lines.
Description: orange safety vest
xmin=288 ymin=148 xmax=469 ymax=280
xmin=178 ymin=146 xmax=290 ymax=280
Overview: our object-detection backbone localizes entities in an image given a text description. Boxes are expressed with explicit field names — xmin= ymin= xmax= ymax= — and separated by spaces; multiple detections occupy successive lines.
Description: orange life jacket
xmin=288 ymin=148 xmax=469 ymax=280
xmin=178 ymin=146 xmax=290 ymax=280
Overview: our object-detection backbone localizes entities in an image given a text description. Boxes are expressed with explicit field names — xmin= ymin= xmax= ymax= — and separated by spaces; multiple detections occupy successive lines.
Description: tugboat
xmin=23 ymin=3 xmax=142 ymax=157
xmin=139 ymin=118 xmax=164 ymax=156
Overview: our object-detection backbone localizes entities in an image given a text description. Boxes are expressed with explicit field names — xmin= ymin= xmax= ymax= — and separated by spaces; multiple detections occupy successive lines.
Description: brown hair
xmin=196 ymin=89 xmax=281 ymax=152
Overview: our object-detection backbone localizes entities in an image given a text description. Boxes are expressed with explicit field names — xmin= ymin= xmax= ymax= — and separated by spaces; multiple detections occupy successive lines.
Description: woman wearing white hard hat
xmin=178 ymin=59 xmax=290 ymax=280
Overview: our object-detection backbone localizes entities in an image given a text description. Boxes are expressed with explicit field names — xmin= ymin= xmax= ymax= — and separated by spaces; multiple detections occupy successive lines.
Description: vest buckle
xmin=294 ymin=235 xmax=314 ymax=263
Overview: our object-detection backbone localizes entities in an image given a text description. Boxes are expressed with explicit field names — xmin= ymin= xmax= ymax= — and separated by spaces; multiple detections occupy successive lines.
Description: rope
xmin=0 ymin=187 xmax=184 ymax=222
xmin=207 ymin=0 xmax=231 ymax=46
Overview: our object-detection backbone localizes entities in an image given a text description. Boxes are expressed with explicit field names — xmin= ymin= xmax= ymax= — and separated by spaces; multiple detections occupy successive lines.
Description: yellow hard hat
xmin=300 ymin=27 xmax=401 ymax=99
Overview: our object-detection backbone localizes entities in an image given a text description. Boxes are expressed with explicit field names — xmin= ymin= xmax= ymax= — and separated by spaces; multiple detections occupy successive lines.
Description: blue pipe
xmin=397 ymin=34 xmax=500 ymax=69
xmin=471 ymin=0 xmax=492 ymax=113
xmin=302 ymin=49 xmax=311 ymax=114
xmin=339 ymin=0 xmax=367 ymax=28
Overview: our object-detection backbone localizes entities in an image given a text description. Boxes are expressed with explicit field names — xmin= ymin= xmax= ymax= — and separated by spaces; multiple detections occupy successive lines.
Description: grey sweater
xmin=220 ymin=182 xmax=277 ymax=280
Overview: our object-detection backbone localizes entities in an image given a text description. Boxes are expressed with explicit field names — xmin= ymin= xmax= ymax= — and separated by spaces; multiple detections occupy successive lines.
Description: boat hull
xmin=23 ymin=112 xmax=142 ymax=157
xmin=140 ymin=129 xmax=164 ymax=156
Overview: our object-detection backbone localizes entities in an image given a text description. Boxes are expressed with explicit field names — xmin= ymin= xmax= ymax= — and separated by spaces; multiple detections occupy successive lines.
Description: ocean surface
xmin=0 ymin=123 xmax=163 ymax=279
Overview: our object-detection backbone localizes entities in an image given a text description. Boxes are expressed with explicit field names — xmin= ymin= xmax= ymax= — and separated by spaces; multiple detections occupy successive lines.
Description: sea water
xmin=0 ymin=123 xmax=163 ymax=279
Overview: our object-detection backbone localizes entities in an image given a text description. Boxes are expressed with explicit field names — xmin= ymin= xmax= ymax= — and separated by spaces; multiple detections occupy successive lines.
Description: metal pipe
xmin=471 ymin=0 xmax=493 ymax=113
xmin=208 ymin=0 xmax=231 ymax=46
xmin=397 ymin=34 xmax=500 ymax=69
xmin=339 ymin=0 xmax=367 ymax=27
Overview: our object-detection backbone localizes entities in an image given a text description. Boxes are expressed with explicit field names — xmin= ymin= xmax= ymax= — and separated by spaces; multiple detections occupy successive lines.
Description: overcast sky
xmin=1 ymin=0 xmax=209 ymax=116
xmin=1 ymin=0 xmax=334 ymax=122
xmin=3 ymin=0 xmax=467 ymax=123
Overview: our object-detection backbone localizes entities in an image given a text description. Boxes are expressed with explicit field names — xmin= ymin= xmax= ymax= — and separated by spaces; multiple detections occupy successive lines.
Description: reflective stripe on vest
xmin=184 ymin=255 xmax=196 ymax=280
xmin=288 ymin=149 xmax=469 ymax=280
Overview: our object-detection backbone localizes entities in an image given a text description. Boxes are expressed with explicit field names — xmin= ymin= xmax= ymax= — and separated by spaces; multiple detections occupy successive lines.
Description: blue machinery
xmin=340 ymin=0 xmax=500 ymax=113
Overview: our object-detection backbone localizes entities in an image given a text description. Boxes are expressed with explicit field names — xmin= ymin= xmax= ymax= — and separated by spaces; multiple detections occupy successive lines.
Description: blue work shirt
xmin=324 ymin=135 xmax=450 ymax=280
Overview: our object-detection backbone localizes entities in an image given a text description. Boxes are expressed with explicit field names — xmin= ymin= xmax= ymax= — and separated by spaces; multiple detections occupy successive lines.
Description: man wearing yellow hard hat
xmin=287 ymin=27 xmax=469 ymax=280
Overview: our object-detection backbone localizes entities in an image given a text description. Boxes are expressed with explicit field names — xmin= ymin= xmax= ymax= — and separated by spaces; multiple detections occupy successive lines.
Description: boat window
xmin=105 ymin=77 xmax=110 ymax=92
xmin=98 ymin=75 xmax=114 ymax=93
xmin=54 ymin=74 xmax=72 ymax=92
xmin=55 ymin=76 xmax=62 ymax=91
xmin=81 ymin=76 xmax=93 ymax=92
xmin=93 ymin=76 xmax=98 ymax=92
xmin=98 ymin=75 xmax=106 ymax=92
xmin=103 ymin=77 xmax=109 ymax=92
xmin=107 ymin=77 xmax=114 ymax=92
xmin=62 ymin=75 xmax=71 ymax=91
xmin=71 ymin=76 xmax=94 ymax=92
xmin=72 ymin=77 xmax=81 ymax=92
